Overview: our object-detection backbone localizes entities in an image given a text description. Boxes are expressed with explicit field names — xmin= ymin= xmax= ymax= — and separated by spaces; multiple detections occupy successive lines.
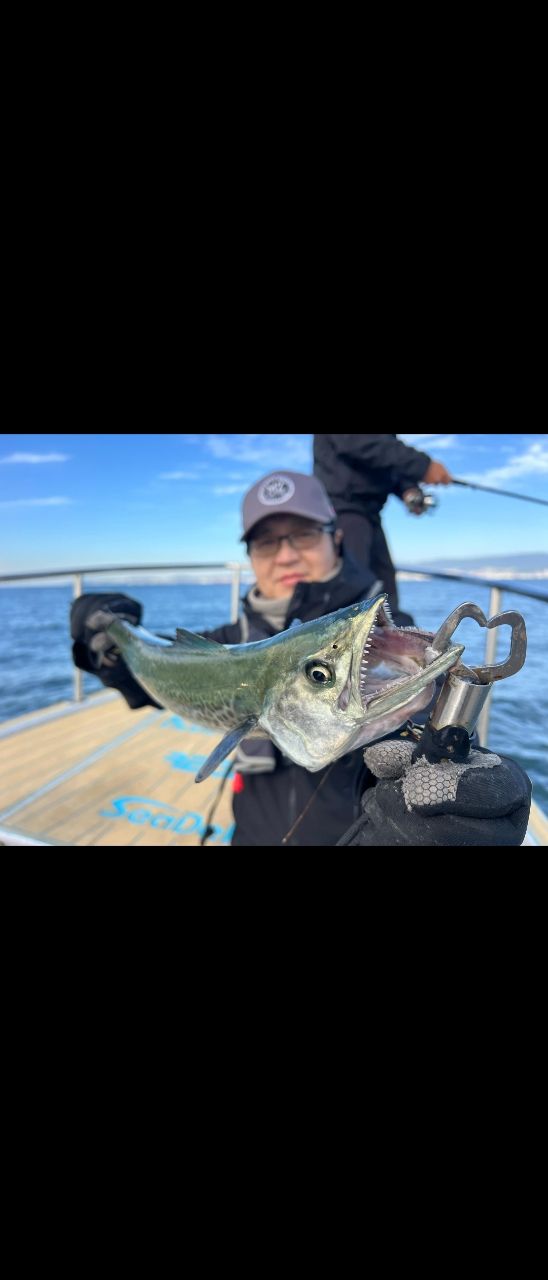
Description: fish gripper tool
xmin=411 ymin=603 xmax=527 ymax=765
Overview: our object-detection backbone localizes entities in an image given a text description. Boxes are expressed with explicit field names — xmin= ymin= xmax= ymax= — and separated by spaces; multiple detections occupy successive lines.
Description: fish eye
xmin=305 ymin=661 xmax=334 ymax=686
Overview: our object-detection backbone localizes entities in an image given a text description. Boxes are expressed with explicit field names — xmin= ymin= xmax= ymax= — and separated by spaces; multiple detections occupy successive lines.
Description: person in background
xmin=70 ymin=469 xmax=530 ymax=847
xmin=313 ymin=434 xmax=453 ymax=621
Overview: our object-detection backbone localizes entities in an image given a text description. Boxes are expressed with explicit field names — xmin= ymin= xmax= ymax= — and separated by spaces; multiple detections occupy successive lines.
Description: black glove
xmin=70 ymin=593 xmax=157 ymax=709
xmin=338 ymin=740 xmax=532 ymax=846
xmin=71 ymin=593 xmax=142 ymax=670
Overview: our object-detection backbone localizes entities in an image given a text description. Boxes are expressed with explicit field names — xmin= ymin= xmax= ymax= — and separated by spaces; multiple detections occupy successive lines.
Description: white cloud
xmin=158 ymin=471 xmax=198 ymax=480
xmin=399 ymin=435 xmax=445 ymax=445
xmin=213 ymin=483 xmax=248 ymax=495
xmin=0 ymin=452 xmax=70 ymax=464
xmin=0 ymin=496 xmax=74 ymax=507
xmin=424 ymin=435 xmax=457 ymax=450
xmin=205 ymin=434 xmax=312 ymax=469
xmin=399 ymin=434 xmax=458 ymax=449
xmin=463 ymin=441 xmax=548 ymax=486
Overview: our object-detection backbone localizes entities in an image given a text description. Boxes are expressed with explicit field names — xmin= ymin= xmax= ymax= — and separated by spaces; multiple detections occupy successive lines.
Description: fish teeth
xmin=359 ymin=632 xmax=374 ymax=692
xmin=359 ymin=620 xmax=382 ymax=695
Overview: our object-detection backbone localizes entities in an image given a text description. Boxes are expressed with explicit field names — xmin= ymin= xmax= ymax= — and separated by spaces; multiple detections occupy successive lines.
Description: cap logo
xmin=258 ymin=475 xmax=296 ymax=506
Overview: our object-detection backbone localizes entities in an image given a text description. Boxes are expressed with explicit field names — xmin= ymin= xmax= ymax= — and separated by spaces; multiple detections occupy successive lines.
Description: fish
xmin=101 ymin=594 xmax=464 ymax=781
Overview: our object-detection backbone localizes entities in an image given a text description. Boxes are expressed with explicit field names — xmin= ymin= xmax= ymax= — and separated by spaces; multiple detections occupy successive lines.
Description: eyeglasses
xmin=248 ymin=524 xmax=335 ymax=558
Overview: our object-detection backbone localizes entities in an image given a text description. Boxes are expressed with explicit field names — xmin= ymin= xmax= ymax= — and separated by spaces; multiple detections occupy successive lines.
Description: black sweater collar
xmin=243 ymin=555 xmax=374 ymax=629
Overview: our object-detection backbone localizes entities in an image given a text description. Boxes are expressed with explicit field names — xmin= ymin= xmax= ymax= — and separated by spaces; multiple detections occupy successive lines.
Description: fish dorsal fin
xmin=287 ymin=618 xmax=302 ymax=630
xmin=174 ymin=628 xmax=226 ymax=652
xmin=195 ymin=718 xmax=258 ymax=783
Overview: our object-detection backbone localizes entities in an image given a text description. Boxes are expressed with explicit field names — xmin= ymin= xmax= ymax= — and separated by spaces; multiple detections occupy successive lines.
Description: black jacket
xmin=71 ymin=558 xmax=380 ymax=846
xmin=313 ymin=434 xmax=432 ymax=517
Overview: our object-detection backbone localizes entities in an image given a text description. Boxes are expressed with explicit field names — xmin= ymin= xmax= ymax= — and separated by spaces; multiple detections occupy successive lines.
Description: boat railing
xmin=2 ymin=562 xmax=545 ymax=729
xmin=0 ymin=562 xmax=248 ymax=703
xmin=396 ymin=568 xmax=548 ymax=747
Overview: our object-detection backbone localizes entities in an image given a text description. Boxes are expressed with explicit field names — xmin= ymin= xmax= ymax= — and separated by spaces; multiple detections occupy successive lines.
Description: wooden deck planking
xmin=0 ymin=701 xmax=121 ymax=774
xmin=20 ymin=729 xmax=229 ymax=845
xmin=0 ymin=691 xmax=117 ymax=734
xmin=0 ymin=721 xmax=146 ymax=806
xmin=10 ymin=751 xmax=232 ymax=844
xmin=3 ymin=751 xmax=234 ymax=845
xmin=0 ymin=705 xmax=159 ymax=810
xmin=1 ymin=692 xmax=140 ymax=747
xmin=0 ymin=698 xmax=235 ymax=846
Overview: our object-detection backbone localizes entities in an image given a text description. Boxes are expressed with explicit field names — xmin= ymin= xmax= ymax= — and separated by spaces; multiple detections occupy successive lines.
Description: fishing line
xmin=200 ymin=759 xmax=234 ymax=846
xmin=281 ymin=763 xmax=336 ymax=845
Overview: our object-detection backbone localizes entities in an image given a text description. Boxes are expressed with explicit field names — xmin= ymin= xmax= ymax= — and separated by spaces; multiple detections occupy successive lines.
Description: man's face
xmin=247 ymin=515 xmax=341 ymax=600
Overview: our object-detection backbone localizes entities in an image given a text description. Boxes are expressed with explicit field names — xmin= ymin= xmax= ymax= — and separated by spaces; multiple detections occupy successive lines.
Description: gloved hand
xmin=71 ymin=593 xmax=142 ymax=672
xmin=70 ymin=593 xmax=161 ymax=710
xmin=338 ymin=738 xmax=532 ymax=846
xmin=86 ymin=609 xmax=131 ymax=669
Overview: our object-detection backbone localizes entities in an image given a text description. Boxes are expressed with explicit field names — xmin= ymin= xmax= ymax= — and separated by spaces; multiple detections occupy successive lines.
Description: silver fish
xmin=104 ymin=594 xmax=464 ymax=780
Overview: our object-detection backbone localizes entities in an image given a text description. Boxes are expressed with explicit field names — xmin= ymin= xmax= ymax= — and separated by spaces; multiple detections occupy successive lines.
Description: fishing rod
xmin=452 ymin=479 xmax=548 ymax=507
xmin=407 ymin=478 xmax=548 ymax=515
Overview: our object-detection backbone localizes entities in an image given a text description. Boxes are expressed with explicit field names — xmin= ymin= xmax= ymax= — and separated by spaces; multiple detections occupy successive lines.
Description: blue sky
xmin=1 ymin=432 xmax=547 ymax=574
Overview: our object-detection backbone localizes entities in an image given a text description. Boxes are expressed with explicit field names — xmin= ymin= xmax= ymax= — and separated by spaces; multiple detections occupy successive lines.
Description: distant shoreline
xmin=397 ymin=569 xmax=548 ymax=581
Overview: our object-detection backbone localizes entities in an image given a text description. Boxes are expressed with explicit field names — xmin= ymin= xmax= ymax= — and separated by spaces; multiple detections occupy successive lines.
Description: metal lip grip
xmin=414 ymin=603 xmax=527 ymax=763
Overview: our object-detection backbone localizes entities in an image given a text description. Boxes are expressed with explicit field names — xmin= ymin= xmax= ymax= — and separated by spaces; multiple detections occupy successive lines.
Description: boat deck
xmin=0 ymin=693 xmax=235 ymax=846
xmin=0 ymin=693 xmax=546 ymax=846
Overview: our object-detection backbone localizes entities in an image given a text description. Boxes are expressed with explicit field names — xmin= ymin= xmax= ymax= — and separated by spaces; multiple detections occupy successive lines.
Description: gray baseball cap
xmin=241 ymin=470 xmax=337 ymax=541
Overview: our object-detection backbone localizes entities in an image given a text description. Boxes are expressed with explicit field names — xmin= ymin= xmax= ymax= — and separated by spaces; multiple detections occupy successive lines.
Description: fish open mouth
xmin=356 ymin=599 xmax=464 ymax=719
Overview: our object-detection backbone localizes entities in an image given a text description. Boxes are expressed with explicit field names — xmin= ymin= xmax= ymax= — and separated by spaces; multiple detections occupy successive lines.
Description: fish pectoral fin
xmin=175 ymin=628 xmax=227 ymax=652
xmin=195 ymin=717 xmax=259 ymax=783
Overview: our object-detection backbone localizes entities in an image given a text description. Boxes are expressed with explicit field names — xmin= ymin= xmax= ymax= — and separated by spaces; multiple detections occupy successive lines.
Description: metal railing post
xmin=229 ymin=563 xmax=242 ymax=623
xmin=476 ymin=586 xmax=503 ymax=746
xmin=73 ymin=573 xmax=84 ymax=702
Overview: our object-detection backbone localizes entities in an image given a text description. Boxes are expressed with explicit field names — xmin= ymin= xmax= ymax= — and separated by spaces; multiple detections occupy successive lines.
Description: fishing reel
xmin=403 ymin=486 xmax=438 ymax=516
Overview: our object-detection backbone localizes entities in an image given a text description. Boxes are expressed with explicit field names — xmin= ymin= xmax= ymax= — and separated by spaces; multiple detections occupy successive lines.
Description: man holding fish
xmin=71 ymin=470 xmax=531 ymax=846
